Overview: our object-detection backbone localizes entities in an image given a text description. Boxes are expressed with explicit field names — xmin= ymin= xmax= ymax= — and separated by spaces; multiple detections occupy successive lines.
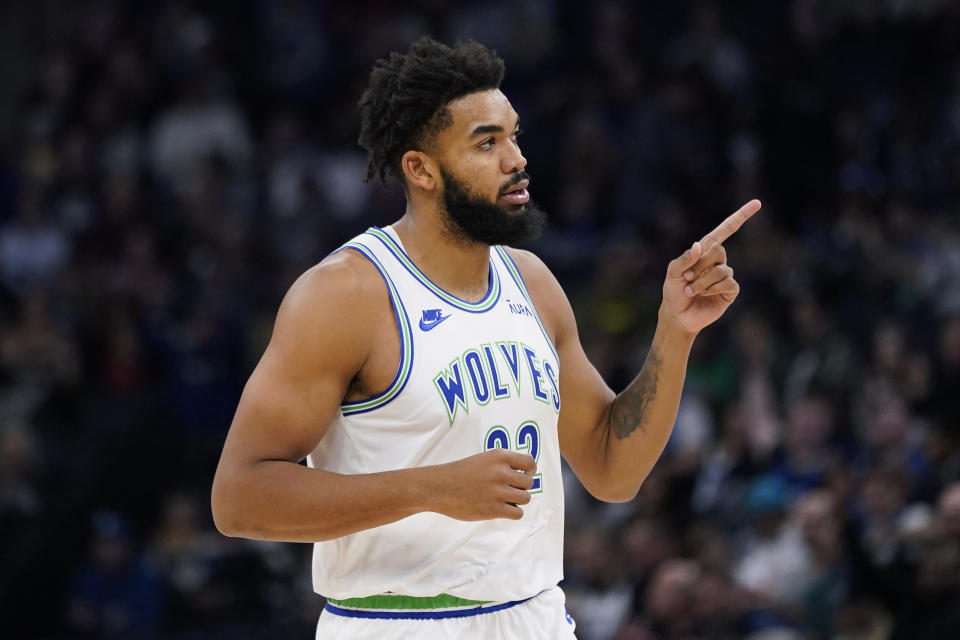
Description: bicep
xmin=217 ymin=258 xmax=375 ymax=471
xmin=223 ymin=344 xmax=349 ymax=467
xmin=555 ymin=325 xmax=616 ymax=472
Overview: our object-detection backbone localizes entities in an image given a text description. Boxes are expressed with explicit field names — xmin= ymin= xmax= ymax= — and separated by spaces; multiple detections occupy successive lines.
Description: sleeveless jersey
xmin=306 ymin=226 xmax=565 ymax=604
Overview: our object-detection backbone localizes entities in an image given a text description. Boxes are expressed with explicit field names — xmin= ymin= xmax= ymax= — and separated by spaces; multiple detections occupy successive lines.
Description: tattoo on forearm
xmin=610 ymin=348 xmax=662 ymax=440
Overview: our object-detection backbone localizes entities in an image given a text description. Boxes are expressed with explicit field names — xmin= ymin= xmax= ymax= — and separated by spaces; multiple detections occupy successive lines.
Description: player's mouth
xmin=499 ymin=178 xmax=530 ymax=205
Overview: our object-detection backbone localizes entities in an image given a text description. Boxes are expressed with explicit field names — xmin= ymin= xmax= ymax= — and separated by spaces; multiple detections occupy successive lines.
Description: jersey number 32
xmin=484 ymin=421 xmax=543 ymax=493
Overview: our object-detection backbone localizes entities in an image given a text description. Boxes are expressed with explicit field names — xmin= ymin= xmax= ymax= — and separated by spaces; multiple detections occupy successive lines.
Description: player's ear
xmin=400 ymin=150 xmax=438 ymax=192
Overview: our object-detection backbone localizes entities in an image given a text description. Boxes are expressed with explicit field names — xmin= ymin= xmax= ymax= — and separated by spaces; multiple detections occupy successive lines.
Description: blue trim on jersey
xmin=323 ymin=595 xmax=535 ymax=620
xmin=366 ymin=227 xmax=502 ymax=313
xmin=335 ymin=242 xmax=415 ymax=415
xmin=493 ymin=247 xmax=561 ymax=365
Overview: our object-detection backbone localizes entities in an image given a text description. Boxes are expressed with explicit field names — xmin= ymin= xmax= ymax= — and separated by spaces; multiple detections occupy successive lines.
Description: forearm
xmin=597 ymin=310 xmax=696 ymax=500
xmin=212 ymin=460 xmax=438 ymax=543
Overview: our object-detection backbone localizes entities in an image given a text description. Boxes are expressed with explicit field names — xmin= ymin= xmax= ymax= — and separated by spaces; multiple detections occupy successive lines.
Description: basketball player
xmin=211 ymin=37 xmax=760 ymax=639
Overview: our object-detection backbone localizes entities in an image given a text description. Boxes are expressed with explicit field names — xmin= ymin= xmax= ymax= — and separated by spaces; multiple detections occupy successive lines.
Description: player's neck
xmin=391 ymin=212 xmax=491 ymax=304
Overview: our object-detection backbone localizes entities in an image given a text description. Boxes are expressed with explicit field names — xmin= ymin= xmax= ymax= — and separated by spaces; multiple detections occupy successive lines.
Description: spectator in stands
xmin=65 ymin=510 xmax=164 ymax=635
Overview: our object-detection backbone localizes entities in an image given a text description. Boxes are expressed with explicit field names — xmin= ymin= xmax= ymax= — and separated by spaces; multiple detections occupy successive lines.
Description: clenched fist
xmin=430 ymin=448 xmax=537 ymax=522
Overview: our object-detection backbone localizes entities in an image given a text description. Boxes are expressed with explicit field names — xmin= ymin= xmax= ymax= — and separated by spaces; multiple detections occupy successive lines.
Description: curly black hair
xmin=358 ymin=36 xmax=505 ymax=184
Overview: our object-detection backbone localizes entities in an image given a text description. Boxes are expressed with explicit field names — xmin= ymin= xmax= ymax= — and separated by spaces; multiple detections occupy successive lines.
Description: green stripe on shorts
xmin=326 ymin=593 xmax=493 ymax=611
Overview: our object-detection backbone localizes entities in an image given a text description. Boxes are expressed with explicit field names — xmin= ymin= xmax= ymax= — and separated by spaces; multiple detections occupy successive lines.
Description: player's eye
xmin=511 ymin=128 xmax=524 ymax=141
xmin=478 ymin=138 xmax=495 ymax=150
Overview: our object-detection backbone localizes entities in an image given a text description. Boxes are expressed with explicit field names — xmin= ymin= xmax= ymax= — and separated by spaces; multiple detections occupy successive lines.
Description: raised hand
xmin=661 ymin=199 xmax=761 ymax=335
xmin=431 ymin=448 xmax=537 ymax=522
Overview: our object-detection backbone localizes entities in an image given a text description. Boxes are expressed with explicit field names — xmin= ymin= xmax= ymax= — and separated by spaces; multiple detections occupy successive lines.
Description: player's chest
xmin=406 ymin=301 xmax=561 ymax=428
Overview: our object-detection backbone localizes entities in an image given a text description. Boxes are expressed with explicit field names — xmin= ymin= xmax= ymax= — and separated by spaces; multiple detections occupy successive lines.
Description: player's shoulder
xmin=500 ymin=246 xmax=576 ymax=343
xmin=276 ymin=247 xmax=389 ymax=332
xmin=501 ymin=246 xmax=564 ymax=298
xmin=289 ymin=248 xmax=384 ymax=304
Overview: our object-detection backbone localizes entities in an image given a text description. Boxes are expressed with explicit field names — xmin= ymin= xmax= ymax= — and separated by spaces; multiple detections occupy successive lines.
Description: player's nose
xmin=502 ymin=140 xmax=527 ymax=174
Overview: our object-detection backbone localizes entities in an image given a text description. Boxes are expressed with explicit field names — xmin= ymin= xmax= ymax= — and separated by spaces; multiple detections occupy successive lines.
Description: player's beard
xmin=438 ymin=166 xmax=547 ymax=247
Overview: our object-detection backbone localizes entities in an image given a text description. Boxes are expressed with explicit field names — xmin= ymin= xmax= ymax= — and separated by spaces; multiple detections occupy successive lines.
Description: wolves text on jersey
xmin=433 ymin=341 xmax=560 ymax=425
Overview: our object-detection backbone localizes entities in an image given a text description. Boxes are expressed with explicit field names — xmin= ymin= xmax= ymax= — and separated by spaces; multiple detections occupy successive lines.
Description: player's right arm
xmin=211 ymin=251 xmax=536 ymax=543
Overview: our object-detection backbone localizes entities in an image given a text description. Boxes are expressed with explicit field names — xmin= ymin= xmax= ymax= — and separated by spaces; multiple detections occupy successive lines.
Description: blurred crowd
xmin=1 ymin=0 xmax=960 ymax=638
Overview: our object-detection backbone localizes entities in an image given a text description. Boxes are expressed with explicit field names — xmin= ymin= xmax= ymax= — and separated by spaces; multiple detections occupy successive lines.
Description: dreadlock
xmin=358 ymin=36 xmax=505 ymax=184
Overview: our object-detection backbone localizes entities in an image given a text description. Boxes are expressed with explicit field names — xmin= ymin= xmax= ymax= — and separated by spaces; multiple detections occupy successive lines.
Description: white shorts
xmin=315 ymin=586 xmax=577 ymax=639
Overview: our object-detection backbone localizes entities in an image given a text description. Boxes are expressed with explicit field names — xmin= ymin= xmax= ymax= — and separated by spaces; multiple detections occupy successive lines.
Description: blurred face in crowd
xmin=873 ymin=321 xmax=905 ymax=373
xmin=621 ymin=518 xmax=675 ymax=577
xmin=795 ymin=490 xmax=841 ymax=558
xmin=786 ymin=396 xmax=833 ymax=450
xmin=862 ymin=470 xmax=907 ymax=519
xmin=428 ymin=89 xmax=546 ymax=246
xmin=566 ymin=528 xmax=617 ymax=584
xmin=867 ymin=395 xmax=909 ymax=449
xmin=90 ymin=512 xmax=134 ymax=575
xmin=645 ymin=559 xmax=700 ymax=627
xmin=938 ymin=482 xmax=960 ymax=539
xmin=0 ymin=424 xmax=37 ymax=481
xmin=692 ymin=571 xmax=735 ymax=621
xmin=734 ymin=312 xmax=774 ymax=367
xmin=940 ymin=313 xmax=960 ymax=366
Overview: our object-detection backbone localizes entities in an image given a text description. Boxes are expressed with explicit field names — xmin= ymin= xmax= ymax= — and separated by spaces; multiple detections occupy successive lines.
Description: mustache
xmin=499 ymin=171 xmax=531 ymax=196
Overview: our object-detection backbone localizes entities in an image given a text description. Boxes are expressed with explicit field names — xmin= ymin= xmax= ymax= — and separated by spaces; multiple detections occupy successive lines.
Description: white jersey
xmin=307 ymin=226 xmax=565 ymax=608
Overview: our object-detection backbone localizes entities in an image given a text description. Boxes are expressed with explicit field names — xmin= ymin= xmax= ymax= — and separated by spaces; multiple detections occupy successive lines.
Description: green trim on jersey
xmin=493 ymin=246 xmax=561 ymax=364
xmin=339 ymin=242 xmax=414 ymax=415
xmin=368 ymin=227 xmax=501 ymax=312
xmin=327 ymin=593 xmax=492 ymax=611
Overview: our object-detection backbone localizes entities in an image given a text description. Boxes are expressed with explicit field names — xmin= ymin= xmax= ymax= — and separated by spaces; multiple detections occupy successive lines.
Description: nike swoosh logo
xmin=419 ymin=314 xmax=451 ymax=331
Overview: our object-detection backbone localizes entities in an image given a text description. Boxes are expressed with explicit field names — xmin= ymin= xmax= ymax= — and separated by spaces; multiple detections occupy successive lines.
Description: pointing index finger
xmin=700 ymin=199 xmax=762 ymax=249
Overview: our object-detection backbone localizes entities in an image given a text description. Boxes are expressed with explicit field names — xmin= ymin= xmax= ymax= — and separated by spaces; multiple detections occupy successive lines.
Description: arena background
xmin=1 ymin=1 xmax=959 ymax=638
